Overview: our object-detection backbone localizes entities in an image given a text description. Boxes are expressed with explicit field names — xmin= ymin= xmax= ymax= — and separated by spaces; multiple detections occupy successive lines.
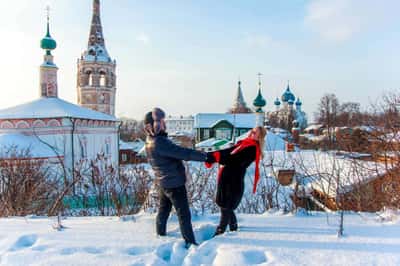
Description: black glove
xmin=205 ymin=152 xmax=216 ymax=164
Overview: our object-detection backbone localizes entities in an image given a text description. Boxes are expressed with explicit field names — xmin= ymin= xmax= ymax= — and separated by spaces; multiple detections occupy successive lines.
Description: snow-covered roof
xmin=82 ymin=44 xmax=112 ymax=63
xmin=168 ymin=131 xmax=195 ymax=137
xmin=382 ymin=132 xmax=400 ymax=143
xmin=305 ymin=124 xmax=324 ymax=131
xmin=261 ymin=150 xmax=388 ymax=197
xmin=129 ymin=140 xmax=145 ymax=153
xmin=194 ymin=113 xmax=256 ymax=128
xmin=165 ymin=115 xmax=194 ymax=121
xmin=0 ymin=97 xmax=117 ymax=121
xmin=0 ymin=133 xmax=60 ymax=159
xmin=119 ymin=139 xmax=145 ymax=153
xmin=354 ymin=125 xmax=377 ymax=133
xmin=119 ymin=140 xmax=134 ymax=150
xmin=301 ymin=134 xmax=328 ymax=142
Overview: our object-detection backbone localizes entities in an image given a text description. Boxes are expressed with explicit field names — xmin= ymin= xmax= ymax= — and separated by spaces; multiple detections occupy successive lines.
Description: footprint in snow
xmin=8 ymin=234 xmax=38 ymax=251
xmin=155 ymin=242 xmax=174 ymax=262
xmin=60 ymin=246 xmax=105 ymax=255
xmin=182 ymin=242 xmax=218 ymax=266
xmin=82 ymin=246 xmax=105 ymax=254
xmin=194 ymin=224 xmax=216 ymax=243
xmin=212 ymin=248 xmax=268 ymax=266
xmin=125 ymin=246 xmax=152 ymax=256
xmin=32 ymin=245 xmax=49 ymax=252
xmin=242 ymin=250 xmax=268 ymax=265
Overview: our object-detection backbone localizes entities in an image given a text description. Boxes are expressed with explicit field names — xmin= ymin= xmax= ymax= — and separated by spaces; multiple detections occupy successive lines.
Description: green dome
xmin=41 ymin=36 xmax=57 ymax=50
xmin=40 ymin=22 xmax=56 ymax=50
xmin=253 ymin=89 xmax=266 ymax=107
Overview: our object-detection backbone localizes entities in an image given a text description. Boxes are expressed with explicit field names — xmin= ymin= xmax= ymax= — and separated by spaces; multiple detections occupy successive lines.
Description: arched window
xmin=105 ymin=137 xmax=111 ymax=155
xmin=89 ymin=73 xmax=93 ymax=86
xmin=79 ymin=137 xmax=87 ymax=158
xmin=105 ymin=143 xmax=110 ymax=155
xmin=100 ymin=73 xmax=106 ymax=87
xmin=84 ymin=69 xmax=93 ymax=86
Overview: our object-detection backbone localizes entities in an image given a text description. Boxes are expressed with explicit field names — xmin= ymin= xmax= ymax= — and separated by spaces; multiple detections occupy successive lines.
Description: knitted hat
xmin=152 ymin=108 xmax=165 ymax=122
xmin=144 ymin=111 xmax=154 ymax=125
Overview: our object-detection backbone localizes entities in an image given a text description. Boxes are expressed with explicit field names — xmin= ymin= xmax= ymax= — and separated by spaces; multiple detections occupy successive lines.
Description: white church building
xmin=0 ymin=1 xmax=119 ymax=178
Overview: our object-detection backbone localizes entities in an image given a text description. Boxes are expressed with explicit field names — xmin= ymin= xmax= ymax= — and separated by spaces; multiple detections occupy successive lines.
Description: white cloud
xmin=136 ymin=33 xmax=150 ymax=44
xmin=305 ymin=0 xmax=399 ymax=42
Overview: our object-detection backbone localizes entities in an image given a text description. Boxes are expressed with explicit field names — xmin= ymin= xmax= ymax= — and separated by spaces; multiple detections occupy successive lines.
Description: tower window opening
xmin=100 ymin=73 xmax=106 ymax=86
xmin=88 ymin=73 xmax=93 ymax=86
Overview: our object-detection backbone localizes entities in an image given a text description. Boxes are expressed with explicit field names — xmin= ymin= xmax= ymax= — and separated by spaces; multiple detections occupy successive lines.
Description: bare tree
xmin=337 ymin=102 xmax=363 ymax=127
xmin=185 ymin=163 xmax=219 ymax=215
xmin=0 ymin=148 xmax=59 ymax=216
xmin=119 ymin=117 xmax=146 ymax=141
xmin=315 ymin=93 xmax=340 ymax=145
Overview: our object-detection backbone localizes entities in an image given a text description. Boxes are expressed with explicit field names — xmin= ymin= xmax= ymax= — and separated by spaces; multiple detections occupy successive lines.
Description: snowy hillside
xmin=1 ymin=211 xmax=399 ymax=266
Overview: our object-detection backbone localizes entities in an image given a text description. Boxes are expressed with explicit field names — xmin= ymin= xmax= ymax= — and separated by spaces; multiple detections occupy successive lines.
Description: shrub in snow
xmin=376 ymin=207 xmax=400 ymax=223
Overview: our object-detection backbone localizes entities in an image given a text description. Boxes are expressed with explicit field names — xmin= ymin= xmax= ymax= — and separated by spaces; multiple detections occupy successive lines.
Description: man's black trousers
xmin=156 ymin=185 xmax=196 ymax=244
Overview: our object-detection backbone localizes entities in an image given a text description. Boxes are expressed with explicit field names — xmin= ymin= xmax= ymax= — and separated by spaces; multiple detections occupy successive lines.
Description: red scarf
xmin=206 ymin=137 xmax=261 ymax=194
xmin=231 ymin=137 xmax=261 ymax=194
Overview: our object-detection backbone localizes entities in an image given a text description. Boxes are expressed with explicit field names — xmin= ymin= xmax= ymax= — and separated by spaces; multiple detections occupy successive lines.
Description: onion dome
xmin=295 ymin=97 xmax=302 ymax=106
xmin=40 ymin=14 xmax=57 ymax=52
xmin=274 ymin=97 xmax=281 ymax=106
xmin=281 ymin=84 xmax=295 ymax=102
xmin=253 ymin=89 xmax=266 ymax=108
xmin=288 ymin=99 xmax=294 ymax=105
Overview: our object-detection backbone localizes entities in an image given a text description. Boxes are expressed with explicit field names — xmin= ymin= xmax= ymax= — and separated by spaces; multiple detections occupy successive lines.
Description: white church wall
xmin=0 ymin=120 xmax=119 ymax=179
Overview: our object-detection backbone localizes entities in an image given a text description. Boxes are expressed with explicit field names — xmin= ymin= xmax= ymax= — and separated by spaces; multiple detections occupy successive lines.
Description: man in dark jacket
xmin=144 ymin=108 xmax=214 ymax=248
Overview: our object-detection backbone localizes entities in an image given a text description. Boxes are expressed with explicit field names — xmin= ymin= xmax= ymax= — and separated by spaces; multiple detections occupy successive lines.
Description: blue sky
xmin=0 ymin=0 xmax=399 ymax=120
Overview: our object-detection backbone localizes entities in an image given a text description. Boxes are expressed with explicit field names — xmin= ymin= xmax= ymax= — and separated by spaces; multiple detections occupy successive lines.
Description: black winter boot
xmin=184 ymin=241 xmax=198 ymax=249
xmin=214 ymin=226 xmax=225 ymax=236
xmin=229 ymin=223 xmax=238 ymax=232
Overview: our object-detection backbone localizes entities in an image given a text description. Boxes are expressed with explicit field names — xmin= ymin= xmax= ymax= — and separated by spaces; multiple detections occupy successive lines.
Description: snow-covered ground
xmin=1 ymin=211 xmax=399 ymax=266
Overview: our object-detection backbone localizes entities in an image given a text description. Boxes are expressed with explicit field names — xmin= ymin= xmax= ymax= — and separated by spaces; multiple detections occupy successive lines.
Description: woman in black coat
xmin=206 ymin=126 xmax=266 ymax=235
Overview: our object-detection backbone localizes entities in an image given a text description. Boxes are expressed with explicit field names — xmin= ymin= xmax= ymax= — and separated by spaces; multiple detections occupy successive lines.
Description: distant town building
xmin=165 ymin=115 xmax=194 ymax=135
xmin=195 ymin=76 xmax=267 ymax=143
xmin=267 ymin=82 xmax=307 ymax=131
xmin=119 ymin=139 xmax=146 ymax=164
xmin=193 ymin=113 xmax=256 ymax=142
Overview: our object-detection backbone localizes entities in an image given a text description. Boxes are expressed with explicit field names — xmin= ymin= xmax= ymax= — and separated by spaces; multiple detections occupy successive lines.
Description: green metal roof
xmin=253 ymin=89 xmax=266 ymax=107
xmin=40 ymin=21 xmax=56 ymax=50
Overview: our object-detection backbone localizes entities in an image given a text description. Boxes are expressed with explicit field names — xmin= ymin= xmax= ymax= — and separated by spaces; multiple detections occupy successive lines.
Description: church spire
xmin=88 ymin=0 xmax=105 ymax=47
xmin=230 ymin=79 xmax=252 ymax=113
xmin=235 ymin=80 xmax=246 ymax=107
xmin=83 ymin=0 xmax=110 ymax=61
xmin=39 ymin=6 xmax=58 ymax=98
